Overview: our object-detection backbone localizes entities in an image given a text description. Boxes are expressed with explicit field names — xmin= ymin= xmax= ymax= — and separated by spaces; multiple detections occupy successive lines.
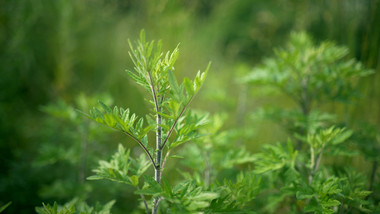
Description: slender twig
xmin=204 ymin=151 xmax=211 ymax=187
xmin=160 ymin=94 xmax=197 ymax=150
xmin=314 ymin=151 xmax=323 ymax=172
xmin=339 ymin=201 xmax=345 ymax=214
xmin=79 ymin=122 xmax=89 ymax=183
xmin=369 ymin=160 xmax=378 ymax=191
xmin=153 ymin=197 xmax=163 ymax=211
xmin=123 ymin=132 xmax=157 ymax=169
xmin=161 ymin=151 xmax=171 ymax=175
xmin=147 ymin=71 xmax=159 ymax=112
xmin=309 ymin=149 xmax=323 ymax=185
xmin=137 ymin=187 xmax=149 ymax=214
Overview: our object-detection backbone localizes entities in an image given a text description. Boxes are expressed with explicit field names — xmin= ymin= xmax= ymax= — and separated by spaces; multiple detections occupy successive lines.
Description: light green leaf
xmin=130 ymin=175 xmax=139 ymax=186
xmin=0 ymin=202 xmax=11 ymax=213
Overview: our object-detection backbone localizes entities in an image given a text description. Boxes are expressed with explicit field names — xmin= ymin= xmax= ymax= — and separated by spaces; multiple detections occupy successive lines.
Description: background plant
xmin=244 ymin=32 xmax=377 ymax=213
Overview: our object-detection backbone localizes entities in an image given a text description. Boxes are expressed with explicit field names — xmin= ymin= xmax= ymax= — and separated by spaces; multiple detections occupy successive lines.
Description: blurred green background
xmin=0 ymin=0 xmax=379 ymax=213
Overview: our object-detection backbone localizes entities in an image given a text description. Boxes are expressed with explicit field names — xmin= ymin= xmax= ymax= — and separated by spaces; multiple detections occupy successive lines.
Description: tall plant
xmin=82 ymin=30 xmax=209 ymax=213
xmin=244 ymin=32 xmax=375 ymax=213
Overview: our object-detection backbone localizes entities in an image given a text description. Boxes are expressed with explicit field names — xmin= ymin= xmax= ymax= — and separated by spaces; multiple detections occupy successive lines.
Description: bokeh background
xmin=1 ymin=0 xmax=379 ymax=213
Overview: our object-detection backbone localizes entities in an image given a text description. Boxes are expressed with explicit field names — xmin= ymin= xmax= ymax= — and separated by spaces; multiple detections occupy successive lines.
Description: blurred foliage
xmin=0 ymin=0 xmax=380 ymax=213
xmin=243 ymin=31 xmax=377 ymax=213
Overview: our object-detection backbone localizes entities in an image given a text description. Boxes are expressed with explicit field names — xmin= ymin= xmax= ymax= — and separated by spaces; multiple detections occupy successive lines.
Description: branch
xmin=147 ymin=71 xmax=159 ymax=112
xmin=160 ymin=94 xmax=196 ymax=150
xmin=314 ymin=151 xmax=323 ymax=173
xmin=123 ymin=132 xmax=157 ymax=170
xmin=161 ymin=151 xmax=171 ymax=175
xmin=153 ymin=197 xmax=163 ymax=212
xmin=309 ymin=149 xmax=323 ymax=185
xmin=137 ymin=187 xmax=150 ymax=214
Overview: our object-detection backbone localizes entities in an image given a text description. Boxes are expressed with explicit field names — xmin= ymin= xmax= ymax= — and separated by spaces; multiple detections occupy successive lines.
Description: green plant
xmin=244 ymin=32 xmax=375 ymax=213
xmin=81 ymin=30 xmax=210 ymax=213
xmin=36 ymin=31 xmax=378 ymax=214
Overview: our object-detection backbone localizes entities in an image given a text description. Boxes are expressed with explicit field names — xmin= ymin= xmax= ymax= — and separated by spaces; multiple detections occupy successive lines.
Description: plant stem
xmin=146 ymin=69 xmax=162 ymax=214
xmin=204 ymin=150 xmax=211 ymax=187
xmin=155 ymin=110 xmax=162 ymax=184
xmin=123 ymin=132 xmax=156 ymax=169
xmin=160 ymin=92 xmax=197 ymax=150
xmin=79 ymin=122 xmax=89 ymax=183
xmin=309 ymin=149 xmax=323 ymax=185
xmin=152 ymin=97 xmax=162 ymax=214
xmin=339 ymin=201 xmax=344 ymax=214
xmin=137 ymin=187 xmax=149 ymax=214
xmin=369 ymin=160 xmax=378 ymax=191
xmin=161 ymin=151 xmax=171 ymax=176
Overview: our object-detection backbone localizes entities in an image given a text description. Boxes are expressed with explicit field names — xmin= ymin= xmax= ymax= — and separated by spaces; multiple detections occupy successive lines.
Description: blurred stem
xmin=79 ymin=122 xmax=89 ymax=183
xmin=204 ymin=150 xmax=211 ymax=187
xmin=236 ymin=85 xmax=247 ymax=136
xmin=297 ymin=75 xmax=311 ymax=150
xmin=369 ymin=160 xmax=378 ymax=191
xmin=339 ymin=201 xmax=344 ymax=214
xmin=309 ymin=148 xmax=323 ymax=185
xmin=137 ymin=187 xmax=149 ymax=214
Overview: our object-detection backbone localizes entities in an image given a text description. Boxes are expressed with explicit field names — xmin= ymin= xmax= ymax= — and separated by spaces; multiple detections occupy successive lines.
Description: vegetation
xmin=1 ymin=1 xmax=380 ymax=213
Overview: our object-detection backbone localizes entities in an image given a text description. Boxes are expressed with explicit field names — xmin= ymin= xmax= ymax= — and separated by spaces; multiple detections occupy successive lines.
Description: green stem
xmin=160 ymin=92 xmax=197 ymax=150
xmin=369 ymin=160 xmax=378 ymax=192
xmin=309 ymin=149 xmax=323 ymax=185
xmin=152 ymin=109 xmax=162 ymax=214
xmin=123 ymin=132 xmax=156 ymax=169
xmin=137 ymin=187 xmax=149 ymax=214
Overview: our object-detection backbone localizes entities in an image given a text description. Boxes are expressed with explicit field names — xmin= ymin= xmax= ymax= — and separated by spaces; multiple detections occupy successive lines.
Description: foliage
xmin=35 ymin=199 xmax=115 ymax=214
xmin=79 ymin=30 xmax=211 ymax=213
xmin=244 ymin=32 xmax=376 ymax=213
xmin=244 ymin=32 xmax=372 ymax=105
xmin=0 ymin=0 xmax=378 ymax=211
xmin=31 ymin=30 xmax=378 ymax=214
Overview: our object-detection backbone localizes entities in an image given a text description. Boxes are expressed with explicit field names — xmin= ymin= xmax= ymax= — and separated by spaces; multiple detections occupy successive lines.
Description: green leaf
xmin=332 ymin=129 xmax=353 ymax=145
xmin=98 ymin=100 xmax=112 ymax=114
xmin=296 ymin=191 xmax=314 ymax=200
xmin=183 ymin=77 xmax=194 ymax=96
xmin=169 ymin=155 xmax=184 ymax=159
xmin=0 ymin=202 xmax=11 ymax=213
xmin=35 ymin=202 xmax=75 ymax=214
xmin=168 ymin=70 xmax=181 ymax=99
xmin=187 ymin=201 xmax=210 ymax=211
xmin=135 ymin=175 xmax=162 ymax=196
xmin=191 ymin=192 xmax=219 ymax=201
xmin=86 ymin=175 xmax=103 ymax=180
xmin=321 ymin=199 xmax=340 ymax=207
xmin=130 ymin=175 xmax=139 ymax=186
